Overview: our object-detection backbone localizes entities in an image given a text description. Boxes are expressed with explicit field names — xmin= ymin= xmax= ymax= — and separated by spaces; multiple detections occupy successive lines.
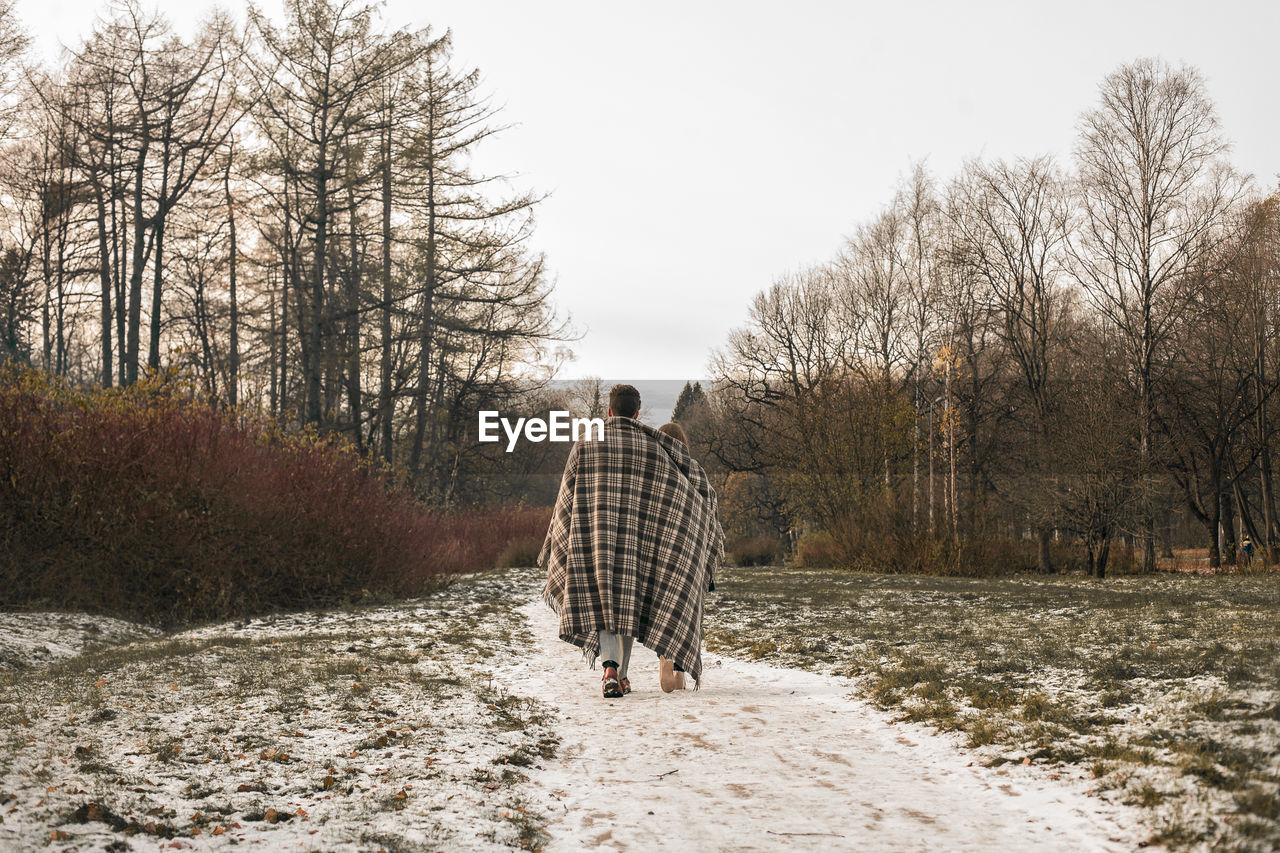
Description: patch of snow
xmin=0 ymin=612 xmax=159 ymax=672
xmin=500 ymin=599 xmax=1153 ymax=852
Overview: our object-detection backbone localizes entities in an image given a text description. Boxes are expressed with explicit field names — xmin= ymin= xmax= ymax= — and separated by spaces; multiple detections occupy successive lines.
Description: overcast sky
xmin=14 ymin=0 xmax=1280 ymax=380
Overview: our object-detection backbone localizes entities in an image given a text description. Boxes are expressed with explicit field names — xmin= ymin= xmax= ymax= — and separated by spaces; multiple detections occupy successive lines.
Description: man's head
xmin=608 ymin=384 xmax=641 ymax=419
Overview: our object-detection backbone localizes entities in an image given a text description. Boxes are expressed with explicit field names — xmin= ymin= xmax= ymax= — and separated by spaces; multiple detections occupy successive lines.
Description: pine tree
xmin=673 ymin=380 xmax=706 ymax=422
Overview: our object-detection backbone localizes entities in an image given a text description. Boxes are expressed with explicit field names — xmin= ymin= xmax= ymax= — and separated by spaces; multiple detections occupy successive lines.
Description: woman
xmin=655 ymin=422 xmax=696 ymax=693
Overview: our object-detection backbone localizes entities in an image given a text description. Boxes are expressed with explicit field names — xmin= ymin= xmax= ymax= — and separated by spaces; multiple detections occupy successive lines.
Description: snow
xmin=504 ymin=599 xmax=1151 ymax=852
xmin=0 ymin=573 xmax=557 ymax=851
xmin=0 ymin=611 xmax=159 ymax=672
xmin=1 ymin=570 xmax=1158 ymax=851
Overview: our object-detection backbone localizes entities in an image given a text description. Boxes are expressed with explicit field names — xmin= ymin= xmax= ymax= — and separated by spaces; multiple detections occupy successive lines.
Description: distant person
xmin=540 ymin=385 xmax=724 ymax=698
xmin=1240 ymin=536 xmax=1254 ymax=567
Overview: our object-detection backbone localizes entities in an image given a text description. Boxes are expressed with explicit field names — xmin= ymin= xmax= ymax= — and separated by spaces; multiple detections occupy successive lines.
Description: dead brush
xmin=0 ymin=365 xmax=550 ymax=625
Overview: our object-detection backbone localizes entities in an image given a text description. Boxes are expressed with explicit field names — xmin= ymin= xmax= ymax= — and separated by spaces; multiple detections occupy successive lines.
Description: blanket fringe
xmin=541 ymin=584 xmax=563 ymax=618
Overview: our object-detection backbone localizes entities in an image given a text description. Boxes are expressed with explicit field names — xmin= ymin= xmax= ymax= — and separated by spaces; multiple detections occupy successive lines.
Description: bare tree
xmin=1072 ymin=57 xmax=1247 ymax=571
xmin=394 ymin=33 xmax=551 ymax=483
xmin=64 ymin=2 xmax=246 ymax=386
xmin=948 ymin=155 xmax=1071 ymax=570
xmin=894 ymin=164 xmax=943 ymax=531
xmin=249 ymin=0 xmax=417 ymax=426
xmin=837 ymin=209 xmax=909 ymax=390
xmin=0 ymin=0 xmax=29 ymax=140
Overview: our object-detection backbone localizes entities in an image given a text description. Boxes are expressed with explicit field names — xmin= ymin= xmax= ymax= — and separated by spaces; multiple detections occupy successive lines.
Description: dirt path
xmin=498 ymin=600 xmax=1145 ymax=852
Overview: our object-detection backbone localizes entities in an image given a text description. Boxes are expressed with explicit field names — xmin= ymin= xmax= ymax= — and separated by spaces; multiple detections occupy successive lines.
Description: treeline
xmin=696 ymin=58 xmax=1280 ymax=577
xmin=0 ymin=0 xmax=566 ymax=503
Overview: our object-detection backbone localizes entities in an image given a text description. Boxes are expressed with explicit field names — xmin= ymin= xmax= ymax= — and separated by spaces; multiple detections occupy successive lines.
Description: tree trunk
xmin=147 ymin=217 xmax=166 ymax=373
xmin=125 ymin=152 xmax=148 ymax=386
xmin=408 ymin=141 xmax=437 ymax=478
xmin=379 ymin=122 xmax=394 ymax=464
xmin=306 ymin=139 xmax=329 ymax=425
xmin=1037 ymin=528 xmax=1053 ymax=574
xmin=1208 ymin=483 xmax=1222 ymax=568
xmin=1096 ymin=536 xmax=1110 ymax=579
xmin=40 ymin=213 xmax=51 ymax=368
xmin=1221 ymin=488 xmax=1237 ymax=566
xmin=268 ymin=277 xmax=278 ymax=414
xmin=1234 ymin=479 xmax=1262 ymax=557
xmin=1260 ymin=442 xmax=1276 ymax=564
xmin=112 ymin=161 xmax=127 ymax=386
xmin=225 ymin=160 xmax=239 ymax=408
xmin=345 ymin=182 xmax=363 ymax=453
xmin=93 ymin=186 xmax=113 ymax=387
xmin=1139 ymin=368 xmax=1156 ymax=572
xmin=913 ymin=379 xmax=920 ymax=531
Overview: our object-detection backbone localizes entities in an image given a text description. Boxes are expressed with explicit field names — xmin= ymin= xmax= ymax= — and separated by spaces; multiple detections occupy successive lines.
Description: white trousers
xmin=598 ymin=630 xmax=634 ymax=677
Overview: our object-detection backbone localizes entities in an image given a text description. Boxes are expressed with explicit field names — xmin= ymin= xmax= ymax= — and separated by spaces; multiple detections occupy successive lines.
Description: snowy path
xmin=498 ymin=600 xmax=1145 ymax=852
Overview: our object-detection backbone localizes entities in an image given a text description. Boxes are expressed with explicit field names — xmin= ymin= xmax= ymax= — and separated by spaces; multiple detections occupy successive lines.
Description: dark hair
xmin=609 ymin=384 xmax=641 ymax=418
xmin=658 ymin=422 xmax=688 ymax=445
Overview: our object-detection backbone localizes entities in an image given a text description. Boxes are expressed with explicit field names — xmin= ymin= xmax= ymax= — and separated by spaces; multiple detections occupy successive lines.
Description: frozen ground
xmin=0 ymin=612 xmax=158 ymax=673
xmin=0 ymin=570 xmax=556 ymax=851
xmin=2 ymin=567 xmax=1158 ymax=851
xmin=703 ymin=566 xmax=1280 ymax=852
xmin=507 ymin=599 xmax=1145 ymax=852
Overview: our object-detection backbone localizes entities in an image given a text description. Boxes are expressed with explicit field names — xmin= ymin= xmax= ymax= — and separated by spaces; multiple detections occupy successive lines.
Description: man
xmin=540 ymin=384 xmax=724 ymax=698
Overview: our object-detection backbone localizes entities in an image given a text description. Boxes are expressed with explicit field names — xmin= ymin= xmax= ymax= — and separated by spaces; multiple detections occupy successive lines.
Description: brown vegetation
xmin=0 ymin=367 xmax=549 ymax=625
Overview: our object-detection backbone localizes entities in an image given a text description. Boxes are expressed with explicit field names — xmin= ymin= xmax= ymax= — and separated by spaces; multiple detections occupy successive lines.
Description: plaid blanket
xmin=540 ymin=416 xmax=724 ymax=685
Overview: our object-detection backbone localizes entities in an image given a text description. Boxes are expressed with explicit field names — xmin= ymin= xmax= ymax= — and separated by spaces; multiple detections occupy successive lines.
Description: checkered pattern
xmin=540 ymin=416 xmax=724 ymax=685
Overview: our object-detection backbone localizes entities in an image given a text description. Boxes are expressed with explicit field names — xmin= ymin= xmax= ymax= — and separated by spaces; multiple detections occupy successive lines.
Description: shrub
xmin=727 ymin=536 xmax=783 ymax=567
xmin=494 ymin=537 xmax=545 ymax=569
xmin=794 ymin=532 xmax=843 ymax=568
xmin=0 ymin=366 xmax=550 ymax=626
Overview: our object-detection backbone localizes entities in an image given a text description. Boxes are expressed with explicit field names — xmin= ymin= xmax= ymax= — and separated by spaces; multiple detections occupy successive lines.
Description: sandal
xmin=602 ymin=665 xmax=623 ymax=698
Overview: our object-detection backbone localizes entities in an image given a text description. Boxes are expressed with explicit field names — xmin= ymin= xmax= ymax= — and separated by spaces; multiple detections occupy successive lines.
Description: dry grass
xmin=704 ymin=565 xmax=1280 ymax=851
xmin=0 ymin=568 xmax=556 ymax=850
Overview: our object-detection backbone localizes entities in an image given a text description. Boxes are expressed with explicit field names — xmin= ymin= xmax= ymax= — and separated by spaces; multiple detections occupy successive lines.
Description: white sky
xmin=13 ymin=0 xmax=1280 ymax=379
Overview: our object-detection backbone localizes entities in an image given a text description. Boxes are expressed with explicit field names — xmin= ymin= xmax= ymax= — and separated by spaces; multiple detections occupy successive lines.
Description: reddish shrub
xmin=494 ymin=537 xmax=545 ymax=569
xmin=0 ymin=367 xmax=551 ymax=626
